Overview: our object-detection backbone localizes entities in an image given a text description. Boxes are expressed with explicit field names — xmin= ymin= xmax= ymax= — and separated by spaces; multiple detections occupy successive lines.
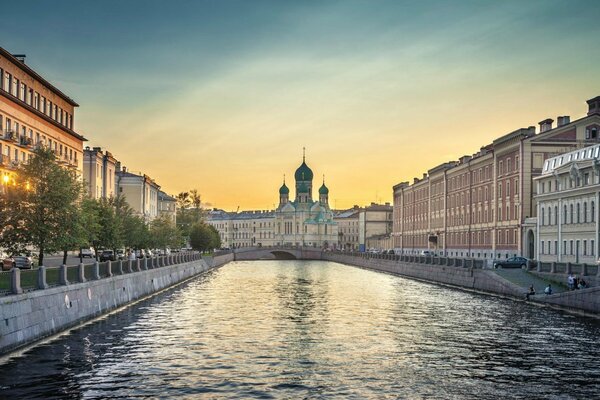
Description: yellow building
xmin=0 ymin=48 xmax=85 ymax=191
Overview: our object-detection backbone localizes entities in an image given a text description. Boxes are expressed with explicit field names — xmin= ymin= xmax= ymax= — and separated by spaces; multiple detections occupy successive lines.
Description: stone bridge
xmin=231 ymin=247 xmax=324 ymax=261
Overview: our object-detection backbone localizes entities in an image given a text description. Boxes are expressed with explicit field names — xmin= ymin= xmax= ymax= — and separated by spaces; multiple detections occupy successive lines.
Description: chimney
xmin=587 ymin=96 xmax=600 ymax=116
xmin=557 ymin=116 xmax=571 ymax=127
xmin=12 ymin=54 xmax=26 ymax=63
xmin=539 ymin=118 xmax=554 ymax=133
xmin=122 ymin=166 xmax=127 ymax=173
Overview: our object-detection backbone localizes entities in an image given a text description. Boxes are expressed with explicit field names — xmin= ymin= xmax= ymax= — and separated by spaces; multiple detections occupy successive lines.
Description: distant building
xmin=207 ymin=154 xmax=338 ymax=248
xmin=83 ymin=146 xmax=118 ymax=199
xmin=393 ymin=96 xmax=600 ymax=260
xmin=535 ymin=143 xmax=600 ymax=264
xmin=0 ymin=47 xmax=85 ymax=192
xmin=207 ymin=209 xmax=276 ymax=248
xmin=116 ymin=167 xmax=160 ymax=222
xmin=360 ymin=203 xmax=393 ymax=251
xmin=158 ymin=190 xmax=177 ymax=223
xmin=334 ymin=207 xmax=360 ymax=250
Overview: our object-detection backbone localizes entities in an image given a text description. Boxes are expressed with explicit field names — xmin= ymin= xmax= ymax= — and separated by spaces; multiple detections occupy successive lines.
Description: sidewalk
xmin=493 ymin=268 xmax=567 ymax=294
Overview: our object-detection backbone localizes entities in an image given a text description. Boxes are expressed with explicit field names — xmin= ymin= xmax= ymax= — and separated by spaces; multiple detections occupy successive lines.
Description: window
xmin=554 ymin=240 xmax=558 ymax=255
xmin=563 ymin=240 xmax=567 ymax=255
xmin=514 ymin=178 xmax=519 ymax=195
xmin=584 ymin=240 xmax=587 ymax=256
xmin=584 ymin=202 xmax=588 ymax=223
xmin=593 ymin=201 xmax=596 ymax=222
xmin=563 ymin=205 xmax=567 ymax=223
xmin=499 ymin=161 xmax=503 ymax=175
xmin=577 ymin=203 xmax=581 ymax=223
xmin=541 ymin=240 xmax=545 ymax=254
xmin=554 ymin=205 xmax=558 ymax=225
xmin=593 ymin=240 xmax=595 ymax=256
xmin=570 ymin=204 xmax=574 ymax=224
xmin=570 ymin=240 xmax=573 ymax=255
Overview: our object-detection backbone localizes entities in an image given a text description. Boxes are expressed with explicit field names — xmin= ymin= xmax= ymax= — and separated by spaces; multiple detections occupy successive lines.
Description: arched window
xmin=554 ymin=206 xmax=558 ymax=225
xmin=570 ymin=204 xmax=574 ymax=224
xmin=592 ymin=201 xmax=596 ymax=222
xmin=584 ymin=202 xmax=588 ymax=223
xmin=564 ymin=205 xmax=568 ymax=223
xmin=577 ymin=203 xmax=581 ymax=223
xmin=548 ymin=207 xmax=552 ymax=225
xmin=541 ymin=207 xmax=545 ymax=225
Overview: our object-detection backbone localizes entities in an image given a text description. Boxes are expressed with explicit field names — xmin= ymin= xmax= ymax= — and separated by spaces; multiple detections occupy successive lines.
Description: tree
xmin=95 ymin=198 xmax=122 ymax=254
xmin=123 ymin=213 xmax=149 ymax=251
xmin=149 ymin=215 xmax=183 ymax=251
xmin=0 ymin=148 xmax=83 ymax=266
xmin=176 ymin=189 xmax=205 ymax=239
xmin=189 ymin=223 xmax=220 ymax=252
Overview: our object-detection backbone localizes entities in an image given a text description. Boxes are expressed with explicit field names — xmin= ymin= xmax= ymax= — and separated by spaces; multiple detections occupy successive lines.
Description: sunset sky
xmin=2 ymin=0 xmax=599 ymax=210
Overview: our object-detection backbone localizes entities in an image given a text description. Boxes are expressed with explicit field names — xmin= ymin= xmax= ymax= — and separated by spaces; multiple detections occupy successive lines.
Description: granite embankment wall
xmin=0 ymin=253 xmax=234 ymax=355
xmin=322 ymin=253 xmax=600 ymax=316
xmin=322 ymin=253 xmax=525 ymax=298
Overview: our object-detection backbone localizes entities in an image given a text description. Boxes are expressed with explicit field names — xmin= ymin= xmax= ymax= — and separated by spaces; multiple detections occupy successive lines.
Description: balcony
xmin=1 ymin=130 xmax=17 ymax=142
xmin=18 ymin=136 xmax=33 ymax=148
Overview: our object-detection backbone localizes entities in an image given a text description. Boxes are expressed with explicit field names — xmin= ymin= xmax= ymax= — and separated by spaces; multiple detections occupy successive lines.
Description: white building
xmin=82 ymin=146 xmax=118 ymax=199
xmin=116 ymin=167 xmax=160 ymax=222
xmin=535 ymin=143 xmax=600 ymax=264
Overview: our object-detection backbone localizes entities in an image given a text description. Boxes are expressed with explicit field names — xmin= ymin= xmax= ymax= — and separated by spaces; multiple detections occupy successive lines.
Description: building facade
xmin=83 ymin=146 xmax=118 ymax=199
xmin=116 ymin=167 xmax=160 ymax=222
xmin=207 ymin=156 xmax=338 ymax=249
xmin=535 ymin=143 xmax=600 ymax=264
xmin=360 ymin=203 xmax=393 ymax=251
xmin=0 ymin=48 xmax=85 ymax=192
xmin=393 ymin=96 xmax=600 ymax=260
xmin=158 ymin=191 xmax=177 ymax=223
xmin=334 ymin=207 xmax=360 ymax=250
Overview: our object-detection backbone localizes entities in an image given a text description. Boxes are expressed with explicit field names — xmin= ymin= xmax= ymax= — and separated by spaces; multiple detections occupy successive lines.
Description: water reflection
xmin=0 ymin=260 xmax=599 ymax=399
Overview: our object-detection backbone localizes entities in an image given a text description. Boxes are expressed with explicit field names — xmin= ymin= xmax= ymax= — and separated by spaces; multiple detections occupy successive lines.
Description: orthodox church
xmin=275 ymin=154 xmax=338 ymax=247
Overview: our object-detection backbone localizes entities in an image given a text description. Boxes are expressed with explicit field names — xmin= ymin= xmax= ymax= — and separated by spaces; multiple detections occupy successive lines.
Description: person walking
xmin=544 ymin=284 xmax=553 ymax=295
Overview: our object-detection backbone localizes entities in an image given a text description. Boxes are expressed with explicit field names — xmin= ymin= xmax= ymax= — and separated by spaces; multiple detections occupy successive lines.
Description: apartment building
xmin=360 ymin=203 xmax=393 ymax=251
xmin=535 ymin=143 xmax=600 ymax=264
xmin=83 ymin=146 xmax=118 ymax=199
xmin=158 ymin=191 xmax=177 ymax=223
xmin=0 ymin=48 xmax=85 ymax=191
xmin=334 ymin=207 xmax=360 ymax=250
xmin=393 ymin=95 xmax=600 ymax=260
xmin=116 ymin=167 xmax=160 ymax=222
xmin=207 ymin=209 xmax=277 ymax=249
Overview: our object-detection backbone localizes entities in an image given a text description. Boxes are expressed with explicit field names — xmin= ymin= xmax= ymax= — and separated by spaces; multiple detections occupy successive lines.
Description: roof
xmin=541 ymin=144 xmax=600 ymax=176
xmin=158 ymin=191 xmax=176 ymax=202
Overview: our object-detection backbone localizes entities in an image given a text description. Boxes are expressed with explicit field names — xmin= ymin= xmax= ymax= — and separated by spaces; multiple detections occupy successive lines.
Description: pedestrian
xmin=567 ymin=273 xmax=574 ymax=290
xmin=579 ymin=278 xmax=587 ymax=289
xmin=128 ymin=250 xmax=136 ymax=261
xmin=573 ymin=275 xmax=580 ymax=290
xmin=544 ymin=284 xmax=553 ymax=295
xmin=525 ymin=285 xmax=536 ymax=301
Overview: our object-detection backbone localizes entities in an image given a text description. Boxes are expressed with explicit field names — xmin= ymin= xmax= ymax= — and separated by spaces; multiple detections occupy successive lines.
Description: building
xmin=158 ymin=190 xmax=177 ymax=223
xmin=535 ymin=143 xmax=600 ymax=264
xmin=207 ymin=155 xmax=338 ymax=248
xmin=334 ymin=207 xmax=360 ymax=250
xmin=360 ymin=202 xmax=393 ymax=251
xmin=82 ymin=146 xmax=118 ymax=199
xmin=393 ymin=95 xmax=600 ymax=260
xmin=0 ymin=48 xmax=85 ymax=192
xmin=207 ymin=209 xmax=276 ymax=249
xmin=116 ymin=167 xmax=160 ymax=222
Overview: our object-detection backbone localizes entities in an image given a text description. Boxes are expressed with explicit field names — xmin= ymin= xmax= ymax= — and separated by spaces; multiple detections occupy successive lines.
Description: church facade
xmin=207 ymin=156 xmax=338 ymax=249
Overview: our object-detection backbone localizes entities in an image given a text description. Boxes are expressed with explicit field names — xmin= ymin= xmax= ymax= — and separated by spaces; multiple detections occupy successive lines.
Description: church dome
xmin=295 ymin=161 xmax=313 ymax=181
xmin=297 ymin=182 xmax=309 ymax=193
xmin=279 ymin=182 xmax=289 ymax=195
xmin=319 ymin=183 xmax=329 ymax=195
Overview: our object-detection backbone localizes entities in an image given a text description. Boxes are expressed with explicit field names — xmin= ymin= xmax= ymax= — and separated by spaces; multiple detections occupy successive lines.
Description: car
xmin=2 ymin=255 xmax=33 ymax=271
xmin=493 ymin=256 xmax=533 ymax=269
xmin=420 ymin=250 xmax=435 ymax=257
xmin=145 ymin=249 xmax=153 ymax=257
xmin=116 ymin=249 xmax=126 ymax=260
xmin=79 ymin=248 xmax=94 ymax=258
xmin=99 ymin=250 xmax=116 ymax=262
xmin=135 ymin=249 xmax=146 ymax=258
xmin=154 ymin=249 xmax=165 ymax=256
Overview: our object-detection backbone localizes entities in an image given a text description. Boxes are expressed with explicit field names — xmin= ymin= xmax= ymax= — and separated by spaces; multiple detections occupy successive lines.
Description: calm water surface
xmin=1 ymin=260 xmax=600 ymax=399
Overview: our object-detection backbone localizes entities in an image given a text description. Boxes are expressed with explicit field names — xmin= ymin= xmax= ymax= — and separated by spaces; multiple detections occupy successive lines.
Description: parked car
xmin=154 ymin=249 xmax=165 ymax=256
xmin=493 ymin=256 xmax=533 ymax=269
xmin=145 ymin=249 xmax=153 ymax=257
xmin=135 ymin=249 xmax=146 ymax=258
xmin=2 ymin=255 xmax=33 ymax=271
xmin=79 ymin=248 xmax=94 ymax=258
xmin=420 ymin=250 xmax=435 ymax=256
xmin=99 ymin=250 xmax=116 ymax=262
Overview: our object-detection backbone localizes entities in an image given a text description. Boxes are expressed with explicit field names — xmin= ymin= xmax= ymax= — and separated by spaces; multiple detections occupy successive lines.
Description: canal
xmin=1 ymin=260 xmax=599 ymax=398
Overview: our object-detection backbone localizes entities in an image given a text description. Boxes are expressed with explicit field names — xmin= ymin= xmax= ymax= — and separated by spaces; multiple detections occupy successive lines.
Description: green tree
xmin=0 ymin=148 xmax=83 ymax=266
xmin=189 ymin=223 xmax=220 ymax=252
xmin=123 ymin=213 xmax=149 ymax=251
xmin=96 ymin=198 xmax=122 ymax=253
xmin=149 ymin=215 xmax=183 ymax=251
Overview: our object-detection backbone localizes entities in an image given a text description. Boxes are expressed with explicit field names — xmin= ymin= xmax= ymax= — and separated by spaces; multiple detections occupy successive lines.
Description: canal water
xmin=1 ymin=260 xmax=600 ymax=399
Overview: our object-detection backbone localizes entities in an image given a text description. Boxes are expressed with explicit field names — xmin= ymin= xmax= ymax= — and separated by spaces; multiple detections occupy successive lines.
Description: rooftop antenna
xmin=283 ymin=174 xmax=285 ymax=184
xmin=303 ymin=147 xmax=306 ymax=162
xmin=323 ymin=174 xmax=325 ymax=184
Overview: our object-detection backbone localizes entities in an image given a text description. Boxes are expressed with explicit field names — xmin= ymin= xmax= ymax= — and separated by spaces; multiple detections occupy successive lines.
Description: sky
xmin=1 ymin=0 xmax=600 ymax=210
